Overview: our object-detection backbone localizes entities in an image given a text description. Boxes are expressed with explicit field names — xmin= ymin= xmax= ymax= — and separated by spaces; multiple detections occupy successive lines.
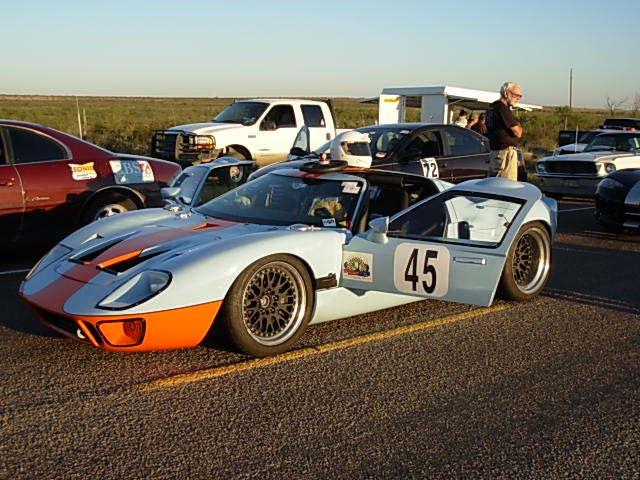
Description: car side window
xmin=388 ymin=193 xmax=522 ymax=246
xmin=263 ymin=105 xmax=297 ymax=129
xmin=198 ymin=167 xmax=242 ymax=205
xmin=404 ymin=130 xmax=441 ymax=157
xmin=7 ymin=127 xmax=67 ymax=164
xmin=301 ymin=105 xmax=326 ymax=127
xmin=443 ymin=128 xmax=485 ymax=156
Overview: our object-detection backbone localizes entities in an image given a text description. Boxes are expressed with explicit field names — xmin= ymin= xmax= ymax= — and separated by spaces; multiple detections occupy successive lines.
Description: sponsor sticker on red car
xmin=110 ymin=160 xmax=155 ymax=184
xmin=68 ymin=162 xmax=98 ymax=181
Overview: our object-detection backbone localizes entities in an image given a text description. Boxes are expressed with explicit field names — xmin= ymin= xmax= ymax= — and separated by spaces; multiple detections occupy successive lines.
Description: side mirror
xmin=261 ymin=120 xmax=277 ymax=131
xmin=161 ymin=186 xmax=181 ymax=200
xmin=366 ymin=216 xmax=389 ymax=244
xmin=457 ymin=221 xmax=470 ymax=240
xmin=289 ymin=146 xmax=309 ymax=157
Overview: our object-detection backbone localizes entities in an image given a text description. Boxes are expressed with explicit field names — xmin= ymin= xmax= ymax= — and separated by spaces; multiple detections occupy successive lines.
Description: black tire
xmin=81 ymin=193 xmax=137 ymax=225
xmin=498 ymin=222 xmax=551 ymax=301
xmin=594 ymin=208 xmax=625 ymax=233
xmin=217 ymin=255 xmax=313 ymax=356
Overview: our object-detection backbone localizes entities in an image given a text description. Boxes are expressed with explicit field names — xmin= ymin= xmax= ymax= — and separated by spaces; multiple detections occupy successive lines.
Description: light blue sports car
xmin=20 ymin=160 xmax=557 ymax=357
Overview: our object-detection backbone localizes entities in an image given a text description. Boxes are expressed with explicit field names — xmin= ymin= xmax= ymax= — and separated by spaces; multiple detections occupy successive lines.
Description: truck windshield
xmin=212 ymin=102 xmax=268 ymax=125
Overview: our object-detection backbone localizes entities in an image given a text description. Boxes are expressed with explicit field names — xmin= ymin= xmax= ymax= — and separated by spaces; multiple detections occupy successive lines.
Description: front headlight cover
xmin=536 ymin=162 xmax=546 ymax=174
xmin=597 ymin=177 xmax=624 ymax=190
xmin=603 ymin=162 xmax=616 ymax=174
xmin=194 ymin=135 xmax=215 ymax=150
xmin=25 ymin=244 xmax=72 ymax=280
xmin=98 ymin=270 xmax=171 ymax=310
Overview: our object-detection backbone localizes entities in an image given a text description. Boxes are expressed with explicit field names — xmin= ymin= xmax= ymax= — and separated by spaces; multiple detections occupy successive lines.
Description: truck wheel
xmin=81 ymin=193 xmax=137 ymax=225
xmin=223 ymin=147 xmax=251 ymax=184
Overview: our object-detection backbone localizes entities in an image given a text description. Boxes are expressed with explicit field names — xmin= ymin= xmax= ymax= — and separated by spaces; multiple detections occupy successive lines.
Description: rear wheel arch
xmin=498 ymin=220 xmax=552 ymax=301
xmin=79 ymin=187 xmax=144 ymax=225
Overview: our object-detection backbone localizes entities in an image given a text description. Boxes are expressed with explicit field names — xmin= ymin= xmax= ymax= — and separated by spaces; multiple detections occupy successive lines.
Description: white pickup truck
xmin=151 ymin=99 xmax=339 ymax=168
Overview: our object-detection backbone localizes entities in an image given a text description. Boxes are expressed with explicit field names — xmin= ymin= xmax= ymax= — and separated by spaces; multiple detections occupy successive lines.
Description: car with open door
xmin=21 ymin=160 xmax=556 ymax=358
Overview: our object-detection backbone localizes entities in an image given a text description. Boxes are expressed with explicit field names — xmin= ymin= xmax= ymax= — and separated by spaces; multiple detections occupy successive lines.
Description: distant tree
xmin=632 ymin=92 xmax=640 ymax=117
xmin=606 ymin=96 xmax=627 ymax=117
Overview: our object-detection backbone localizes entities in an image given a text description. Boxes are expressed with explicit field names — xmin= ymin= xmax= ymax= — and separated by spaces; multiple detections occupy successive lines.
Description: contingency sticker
xmin=341 ymin=181 xmax=361 ymax=194
xmin=109 ymin=160 xmax=155 ymax=184
xmin=342 ymin=252 xmax=373 ymax=282
xmin=68 ymin=162 xmax=98 ymax=181
xmin=393 ymin=243 xmax=450 ymax=297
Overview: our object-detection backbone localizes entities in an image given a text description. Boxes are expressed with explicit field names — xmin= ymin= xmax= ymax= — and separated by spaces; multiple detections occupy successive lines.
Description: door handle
xmin=453 ymin=256 xmax=486 ymax=265
xmin=0 ymin=178 xmax=14 ymax=187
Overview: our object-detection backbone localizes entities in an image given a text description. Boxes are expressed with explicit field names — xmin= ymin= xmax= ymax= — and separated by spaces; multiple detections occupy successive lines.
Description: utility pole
xmin=569 ymin=68 xmax=573 ymax=111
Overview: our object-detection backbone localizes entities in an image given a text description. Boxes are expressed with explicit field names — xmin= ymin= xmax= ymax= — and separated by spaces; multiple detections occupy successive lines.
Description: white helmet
xmin=330 ymin=131 xmax=372 ymax=168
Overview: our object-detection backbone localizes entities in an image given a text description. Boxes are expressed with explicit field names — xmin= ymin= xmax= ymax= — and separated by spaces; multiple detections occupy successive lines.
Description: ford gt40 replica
xmin=20 ymin=161 xmax=557 ymax=357
xmin=535 ymin=131 xmax=640 ymax=198
xmin=595 ymin=168 xmax=640 ymax=231
xmin=0 ymin=120 xmax=181 ymax=245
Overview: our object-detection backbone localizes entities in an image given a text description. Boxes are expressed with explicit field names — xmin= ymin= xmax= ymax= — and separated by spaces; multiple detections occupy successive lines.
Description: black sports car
xmin=270 ymin=124 xmax=527 ymax=183
xmin=594 ymin=168 xmax=640 ymax=231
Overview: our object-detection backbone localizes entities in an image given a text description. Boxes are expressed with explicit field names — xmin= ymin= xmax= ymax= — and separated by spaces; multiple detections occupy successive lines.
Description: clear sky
xmin=2 ymin=0 xmax=637 ymax=109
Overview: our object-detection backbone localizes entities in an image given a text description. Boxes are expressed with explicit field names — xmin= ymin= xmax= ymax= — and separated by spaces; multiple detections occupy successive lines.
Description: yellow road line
xmin=138 ymin=304 xmax=508 ymax=392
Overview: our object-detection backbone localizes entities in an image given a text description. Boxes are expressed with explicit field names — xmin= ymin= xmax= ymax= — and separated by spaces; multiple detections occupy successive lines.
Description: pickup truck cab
xmin=151 ymin=99 xmax=338 ymax=169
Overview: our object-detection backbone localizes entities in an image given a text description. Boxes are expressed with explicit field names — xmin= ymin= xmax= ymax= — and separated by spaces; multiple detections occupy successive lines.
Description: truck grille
xmin=151 ymin=131 xmax=179 ymax=161
xmin=545 ymin=161 xmax=597 ymax=175
xmin=151 ymin=130 xmax=216 ymax=165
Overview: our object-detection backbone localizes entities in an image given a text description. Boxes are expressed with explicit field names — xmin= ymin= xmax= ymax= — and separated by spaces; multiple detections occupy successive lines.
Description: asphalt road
xmin=1 ymin=199 xmax=639 ymax=479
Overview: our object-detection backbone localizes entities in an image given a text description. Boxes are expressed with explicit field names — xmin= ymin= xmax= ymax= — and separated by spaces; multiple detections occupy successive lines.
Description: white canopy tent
xmin=361 ymin=86 xmax=542 ymax=124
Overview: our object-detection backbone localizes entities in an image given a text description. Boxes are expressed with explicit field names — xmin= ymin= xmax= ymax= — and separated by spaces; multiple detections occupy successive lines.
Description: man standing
xmin=486 ymin=82 xmax=523 ymax=180
xmin=454 ymin=109 xmax=468 ymax=127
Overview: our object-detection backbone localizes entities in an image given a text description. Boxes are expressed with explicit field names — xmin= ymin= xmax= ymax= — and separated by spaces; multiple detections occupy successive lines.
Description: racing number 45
xmin=404 ymin=248 xmax=438 ymax=293
xmin=393 ymin=243 xmax=450 ymax=298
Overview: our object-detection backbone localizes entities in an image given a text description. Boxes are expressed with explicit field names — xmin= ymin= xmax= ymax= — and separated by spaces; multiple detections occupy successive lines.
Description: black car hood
xmin=608 ymin=168 xmax=640 ymax=188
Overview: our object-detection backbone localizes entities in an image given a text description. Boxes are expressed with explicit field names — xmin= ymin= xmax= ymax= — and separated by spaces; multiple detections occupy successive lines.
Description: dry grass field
xmin=0 ymin=94 xmax=621 ymax=165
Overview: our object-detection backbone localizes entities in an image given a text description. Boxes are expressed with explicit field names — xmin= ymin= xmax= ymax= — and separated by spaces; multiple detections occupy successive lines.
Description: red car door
xmin=4 ymin=126 xmax=86 ymax=240
xmin=0 ymin=162 xmax=24 ymax=241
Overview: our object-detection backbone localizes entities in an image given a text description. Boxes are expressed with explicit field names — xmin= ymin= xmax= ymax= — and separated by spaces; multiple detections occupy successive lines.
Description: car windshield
xmin=212 ymin=102 xmax=268 ymax=125
xmin=195 ymin=171 xmax=364 ymax=228
xmin=357 ymin=126 xmax=411 ymax=158
xmin=578 ymin=131 xmax=600 ymax=144
xmin=584 ymin=134 xmax=640 ymax=153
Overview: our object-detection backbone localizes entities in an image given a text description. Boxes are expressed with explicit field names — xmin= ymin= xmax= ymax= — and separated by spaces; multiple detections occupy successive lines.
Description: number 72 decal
xmin=393 ymin=243 xmax=450 ymax=297
xmin=419 ymin=157 xmax=439 ymax=178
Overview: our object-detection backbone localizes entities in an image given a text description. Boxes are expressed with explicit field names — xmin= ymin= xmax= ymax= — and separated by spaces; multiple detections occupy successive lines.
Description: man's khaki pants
xmin=489 ymin=146 xmax=518 ymax=180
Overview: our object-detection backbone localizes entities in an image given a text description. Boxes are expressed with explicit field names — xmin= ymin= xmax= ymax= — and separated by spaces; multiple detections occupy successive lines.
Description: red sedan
xmin=0 ymin=120 xmax=181 ymax=245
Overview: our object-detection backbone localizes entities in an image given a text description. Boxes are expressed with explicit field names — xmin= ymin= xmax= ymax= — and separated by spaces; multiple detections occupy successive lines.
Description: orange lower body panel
xmin=28 ymin=300 xmax=223 ymax=352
